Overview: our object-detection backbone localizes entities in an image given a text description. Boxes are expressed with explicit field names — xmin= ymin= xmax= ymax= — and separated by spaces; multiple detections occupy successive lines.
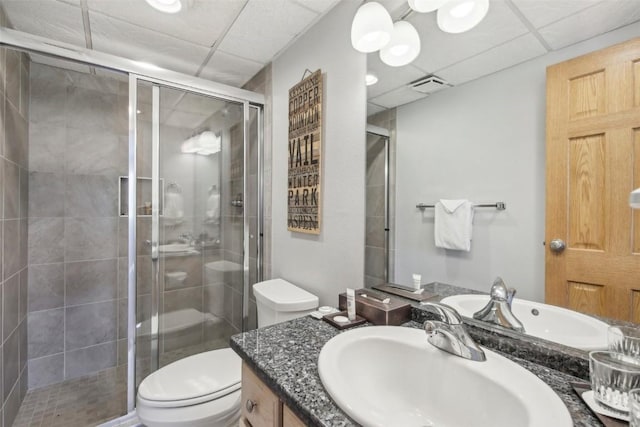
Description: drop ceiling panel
xmin=510 ymin=0 xmax=601 ymax=29
xmin=89 ymin=12 xmax=211 ymax=76
xmin=173 ymin=92 xmax=227 ymax=115
xmin=367 ymin=54 xmax=426 ymax=99
xmin=87 ymin=0 xmax=246 ymax=48
xmin=163 ymin=109 xmax=211 ymax=129
xmin=217 ymin=0 xmax=319 ymax=63
xmin=378 ymin=0 xmax=413 ymax=16
xmin=437 ymin=33 xmax=547 ymax=85
xmin=367 ymin=102 xmax=387 ymax=116
xmin=199 ymin=50 xmax=264 ymax=87
xmin=409 ymin=0 xmax=530 ymax=72
xmin=370 ymin=86 xmax=427 ymax=109
xmin=538 ymin=0 xmax=640 ymax=49
xmin=291 ymin=0 xmax=341 ymax=14
xmin=1 ymin=0 xmax=86 ymax=46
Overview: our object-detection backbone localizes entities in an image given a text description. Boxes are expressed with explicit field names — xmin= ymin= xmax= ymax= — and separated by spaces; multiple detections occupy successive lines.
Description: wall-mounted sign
xmin=288 ymin=69 xmax=323 ymax=234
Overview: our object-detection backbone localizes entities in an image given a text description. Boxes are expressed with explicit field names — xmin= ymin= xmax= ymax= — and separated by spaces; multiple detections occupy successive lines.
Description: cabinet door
xmin=283 ymin=405 xmax=306 ymax=427
xmin=241 ymin=363 xmax=282 ymax=427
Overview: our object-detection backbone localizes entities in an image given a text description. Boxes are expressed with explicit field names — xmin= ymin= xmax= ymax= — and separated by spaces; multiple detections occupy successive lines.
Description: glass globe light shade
xmin=437 ymin=0 xmax=489 ymax=33
xmin=351 ymin=2 xmax=394 ymax=53
xmin=145 ymin=0 xmax=182 ymax=13
xmin=379 ymin=21 xmax=421 ymax=67
xmin=408 ymin=0 xmax=451 ymax=13
xmin=365 ymin=73 xmax=379 ymax=86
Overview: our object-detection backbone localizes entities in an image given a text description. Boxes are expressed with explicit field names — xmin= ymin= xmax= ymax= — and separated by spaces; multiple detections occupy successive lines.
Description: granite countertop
xmin=231 ymin=315 xmax=603 ymax=427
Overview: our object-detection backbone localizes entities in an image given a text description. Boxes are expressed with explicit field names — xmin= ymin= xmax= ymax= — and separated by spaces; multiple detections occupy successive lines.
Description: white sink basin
xmin=441 ymin=294 xmax=608 ymax=350
xmin=318 ymin=326 xmax=571 ymax=427
xmin=158 ymin=243 xmax=193 ymax=253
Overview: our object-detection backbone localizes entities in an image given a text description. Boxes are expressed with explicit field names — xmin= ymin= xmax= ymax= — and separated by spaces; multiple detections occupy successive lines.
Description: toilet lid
xmin=138 ymin=349 xmax=241 ymax=403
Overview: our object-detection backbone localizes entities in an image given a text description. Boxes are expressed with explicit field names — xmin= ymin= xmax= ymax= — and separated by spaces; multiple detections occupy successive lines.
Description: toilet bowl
xmin=136 ymin=278 xmax=319 ymax=427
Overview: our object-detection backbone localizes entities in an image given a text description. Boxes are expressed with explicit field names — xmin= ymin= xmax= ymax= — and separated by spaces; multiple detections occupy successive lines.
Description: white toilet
xmin=136 ymin=278 xmax=319 ymax=427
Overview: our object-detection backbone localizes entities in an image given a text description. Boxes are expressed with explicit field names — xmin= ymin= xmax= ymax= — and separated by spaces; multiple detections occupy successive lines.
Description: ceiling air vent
xmin=409 ymin=75 xmax=451 ymax=94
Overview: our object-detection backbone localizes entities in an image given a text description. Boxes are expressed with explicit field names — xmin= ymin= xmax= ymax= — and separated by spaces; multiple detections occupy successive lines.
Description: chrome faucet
xmin=472 ymin=277 xmax=525 ymax=333
xmin=178 ymin=232 xmax=194 ymax=245
xmin=421 ymin=302 xmax=486 ymax=362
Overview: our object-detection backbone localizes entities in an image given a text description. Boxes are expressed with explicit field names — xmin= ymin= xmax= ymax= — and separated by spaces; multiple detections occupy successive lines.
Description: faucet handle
xmin=490 ymin=277 xmax=509 ymax=301
xmin=506 ymin=288 xmax=516 ymax=308
xmin=419 ymin=301 xmax=463 ymax=325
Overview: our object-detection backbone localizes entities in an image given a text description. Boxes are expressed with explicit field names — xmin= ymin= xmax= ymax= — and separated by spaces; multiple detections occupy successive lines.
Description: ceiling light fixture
xmin=351 ymin=2 xmax=394 ymax=53
xmin=181 ymin=131 xmax=221 ymax=156
xmin=408 ymin=0 xmax=450 ymax=13
xmin=380 ymin=21 xmax=421 ymax=67
xmin=437 ymin=0 xmax=489 ymax=33
xmin=145 ymin=0 xmax=182 ymax=14
xmin=365 ymin=73 xmax=379 ymax=86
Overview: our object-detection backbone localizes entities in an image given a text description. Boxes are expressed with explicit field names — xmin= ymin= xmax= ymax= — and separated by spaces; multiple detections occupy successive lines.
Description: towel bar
xmin=416 ymin=202 xmax=506 ymax=210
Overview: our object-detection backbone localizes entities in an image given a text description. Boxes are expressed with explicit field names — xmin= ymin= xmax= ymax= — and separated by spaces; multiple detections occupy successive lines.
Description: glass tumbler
xmin=609 ymin=326 xmax=640 ymax=357
xmin=590 ymin=351 xmax=640 ymax=413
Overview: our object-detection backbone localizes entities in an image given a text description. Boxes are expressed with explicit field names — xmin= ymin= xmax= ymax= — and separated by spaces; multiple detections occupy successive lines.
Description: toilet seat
xmin=138 ymin=348 xmax=241 ymax=408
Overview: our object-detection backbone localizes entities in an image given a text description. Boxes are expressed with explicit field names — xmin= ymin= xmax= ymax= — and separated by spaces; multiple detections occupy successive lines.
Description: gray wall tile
xmin=5 ymin=101 xmax=27 ymax=168
xmin=19 ymin=319 xmax=27 ymax=373
xmin=28 ymin=353 xmax=63 ymax=389
xmin=28 ymin=172 xmax=65 ymax=217
xmin=65 ymin=259 xmax=117 ymax=306
xmin=19 ymin=218 xmax=27 ymax=270
xmin=65 ymin=174 xmax=117 ymax=217
xmin=3 ymin=328 xmax=19 ymax=402
xmin=3 ymin=273 xmax=18 ymax=341
xmin=65 ymin=218 xmax=117 ymax=261
xmin=19 ymin=168 xmax=27 ymax=219
xmin=3 ymin=220 xmax=19 ymax=279
xmin=27 ymin=309 xmax=63 ymax=359
xmin=4 ymin=50 xmax=19 ymax=110
xmin=3 ymin=373 xmax=20 ymax=427
xmin=28 ymin=217 xmax=64 ymax=264
xmin=64 ymin=341 xmax=117 ymax=380
xmin=29 ymin=122 xmax=65 ymax=173
xmin=66 ymin=87 xmax=117 ymax=132
xmin=28 ymin=263 xmax=64 ymax=312
xmin=65 ymin=300 xmax=117 ymax=350
xmin=66 ymin=128 xmax=120 ymax=176
xmin=3 ymin=159 xmax=19 ymax=219
xmin=19 ymin=270 xmax=27 ymax=323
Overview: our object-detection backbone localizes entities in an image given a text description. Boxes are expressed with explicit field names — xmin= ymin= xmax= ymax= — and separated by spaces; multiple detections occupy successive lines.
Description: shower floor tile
xmin=12 ymin=337 xmax=230 ymax=427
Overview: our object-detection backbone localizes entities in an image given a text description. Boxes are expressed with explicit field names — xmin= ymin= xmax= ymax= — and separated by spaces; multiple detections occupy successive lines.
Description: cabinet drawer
xmin=241 ymin=363 xmax=282 ymax=427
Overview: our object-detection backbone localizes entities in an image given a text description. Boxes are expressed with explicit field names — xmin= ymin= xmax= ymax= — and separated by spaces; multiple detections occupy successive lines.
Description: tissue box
xmin=338 ymin=289 xmax=411 ymax=326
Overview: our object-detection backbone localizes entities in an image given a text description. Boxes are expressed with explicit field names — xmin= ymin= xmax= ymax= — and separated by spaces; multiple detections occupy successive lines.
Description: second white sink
xmin=441 ymin=294 xmax=608 ymax=350
xmin=318 ymin=326 xmax=572 ymax=427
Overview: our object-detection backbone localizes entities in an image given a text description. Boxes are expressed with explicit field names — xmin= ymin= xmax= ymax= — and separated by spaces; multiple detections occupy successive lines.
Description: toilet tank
xmin=253 ymin=279 xmax=319 ymax=328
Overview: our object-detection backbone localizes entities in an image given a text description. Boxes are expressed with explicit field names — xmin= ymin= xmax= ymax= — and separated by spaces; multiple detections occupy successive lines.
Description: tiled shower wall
xmin=365 ymin=109 xmax=396 ymax=287
xmin=0 ymin=33 xmax=30 ymax=427
xmin=27 ymin=63 xmax=127 ymax=389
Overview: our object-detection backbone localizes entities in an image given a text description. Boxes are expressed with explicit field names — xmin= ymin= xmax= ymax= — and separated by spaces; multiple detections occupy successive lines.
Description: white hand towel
xmin=434 ymin=199 xmax=474 ymax=251
xmin=164 ymin=192 xmax=184 ymax=219
xmin=206 ymin=193 xmax=220 ymax=221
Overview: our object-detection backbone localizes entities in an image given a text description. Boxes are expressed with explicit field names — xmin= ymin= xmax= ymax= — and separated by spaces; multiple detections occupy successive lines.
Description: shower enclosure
xmin=1 ymin=27 xmax=263 ymax=425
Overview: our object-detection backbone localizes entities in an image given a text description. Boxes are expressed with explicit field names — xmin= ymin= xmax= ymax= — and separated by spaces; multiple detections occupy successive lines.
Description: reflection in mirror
xmin=364 ymin=20 xmax=640 ymax=354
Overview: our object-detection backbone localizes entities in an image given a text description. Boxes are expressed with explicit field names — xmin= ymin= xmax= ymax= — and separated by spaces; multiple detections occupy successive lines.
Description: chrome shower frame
xmin=0 ymin=27 xmax=265 ymax=420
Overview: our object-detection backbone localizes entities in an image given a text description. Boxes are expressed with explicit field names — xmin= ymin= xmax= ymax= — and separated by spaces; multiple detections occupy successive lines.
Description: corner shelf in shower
xmin=118 ymin=176 xmax=165 ymax=217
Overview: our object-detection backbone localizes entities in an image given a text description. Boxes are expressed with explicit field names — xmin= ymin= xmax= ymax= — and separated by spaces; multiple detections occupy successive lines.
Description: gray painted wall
xmin=271 ymin=1 xmax=367 ymax=306
xmin=393 ymin=21 xmax=640 ymax=301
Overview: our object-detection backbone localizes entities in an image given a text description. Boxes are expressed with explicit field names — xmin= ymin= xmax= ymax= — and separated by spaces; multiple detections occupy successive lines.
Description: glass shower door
xmin=130 ymin=78 xmax=251 ymax=395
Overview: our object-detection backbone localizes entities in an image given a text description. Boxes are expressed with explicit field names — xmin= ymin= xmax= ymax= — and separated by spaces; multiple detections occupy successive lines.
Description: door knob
xmin=549 ymin=239 xmax=566 ymax=253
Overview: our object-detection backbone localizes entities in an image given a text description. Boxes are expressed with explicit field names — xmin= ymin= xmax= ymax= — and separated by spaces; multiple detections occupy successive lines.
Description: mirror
xmin=364 ymin=13 xmax=640 ymax=354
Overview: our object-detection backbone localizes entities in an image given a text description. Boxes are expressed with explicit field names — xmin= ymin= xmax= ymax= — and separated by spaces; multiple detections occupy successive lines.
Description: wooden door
xmin=546 ymin=37 xmax=640 ymax=322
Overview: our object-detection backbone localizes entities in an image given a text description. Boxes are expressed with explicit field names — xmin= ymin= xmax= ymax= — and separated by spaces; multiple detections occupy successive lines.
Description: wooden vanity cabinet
xmin=240 ymin=362 xmax=306 ymax=427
